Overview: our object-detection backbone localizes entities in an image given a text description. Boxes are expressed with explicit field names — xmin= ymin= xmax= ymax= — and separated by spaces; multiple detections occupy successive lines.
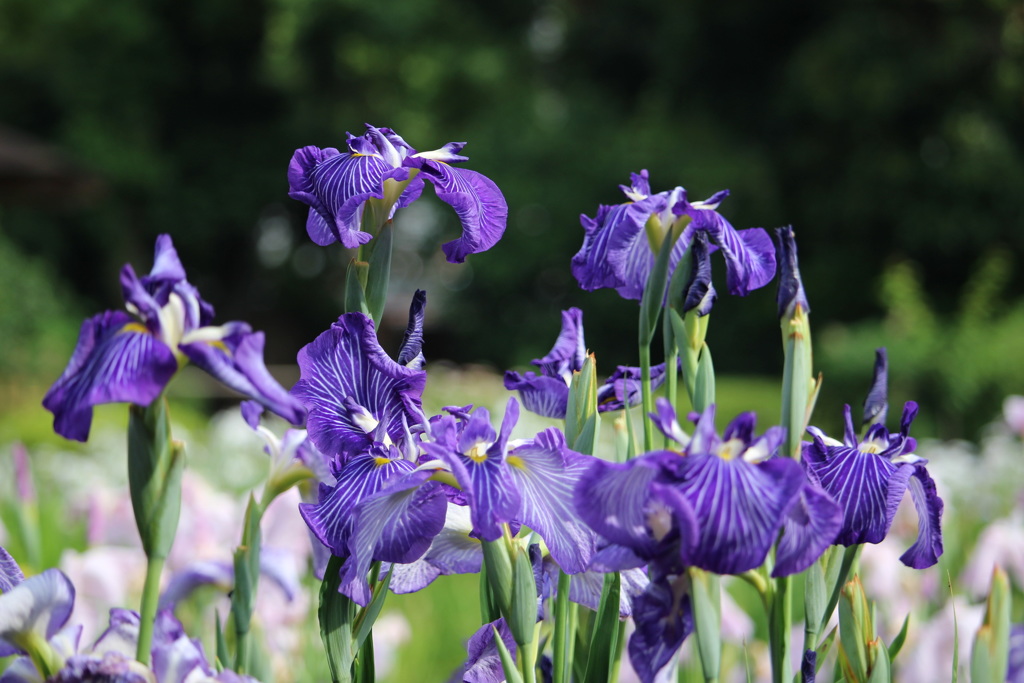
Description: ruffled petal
xmin=505 ymin=429 xmax=596 ymax=573
xmin=572 ymin=204 xmax=637 ymax=292
xmin=899 ymin=464 xmax=944 ymax=568
xmin=292 ymin=313 xmax=427 ymax=459
xmin=43 ymin=311 xmax=177 ymax=442
xmin=180 ymin=326 xmax=305 ymax=425
xmin=416 ymin=162 xmax=507 ymax=263
xmin=694 ymin=210 xmax=776 ymax=296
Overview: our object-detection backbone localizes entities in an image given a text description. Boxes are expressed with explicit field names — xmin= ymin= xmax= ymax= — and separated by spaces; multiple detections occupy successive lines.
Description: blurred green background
xmin=1 ymin=0 xmax=1023 ymax=438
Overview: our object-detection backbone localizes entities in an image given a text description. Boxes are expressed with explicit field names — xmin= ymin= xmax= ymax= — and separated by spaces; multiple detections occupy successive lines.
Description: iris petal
xmin=773 ymin=476 xmax=842 ymax=577
xmin=0 ymin=569 xmax=76 ymax=657
xmin=502 ymin=372 xmax=569 ymax=419
xmin=628 ymin=576 xmax=693 ymax=683
xmin=899 ymin=465 xmax=944 ymax=569
xmin=693 ymin=211 xmax=776 ymax=296
xmin=505 ymin=429 xmax=596 ymax=574
xmin=43 ymin=311 xmax=177 ymax=442
xmin=0 ymin=547 xmax=24 ymax=594
xmin=417 ymin=163 xmax=508 ymax=264
xmin=572 ymin=204 xmax=636 ymax=292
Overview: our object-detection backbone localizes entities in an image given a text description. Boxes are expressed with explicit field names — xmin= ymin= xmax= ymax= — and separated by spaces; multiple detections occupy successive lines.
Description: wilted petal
xmin=0 ymin=569 xmax=75 ymax=657
xmin=534 ymin=307 xmax=586 ymax=378
xmin=505 ymin=428 xmax=596 ymax=573
xmin=338 ymin=471 xmax=447 ymax=606
xmin=292 ymin=313 xmax=427 ymax=459
xmin=396 ymin=290 xmax=427 ymax=370
xmin=596 ymin=362 xmax=669 ymax=413
xmin=181 ymin=326 xmax=305 ymax=426
xmin=43 ymin=311 xmax=177 ymax=442
xmin=773 ymin=225 xmax=810 ymax=320
xmin=416 ymin=162 xmax=508 ymax=264
xmin=682 ymin=230 xmax=717 ymax=315
xmin=899 ymin=465 xmax=944 ymax=569
xmin=773 ymin=476 xmax=842 ymax=577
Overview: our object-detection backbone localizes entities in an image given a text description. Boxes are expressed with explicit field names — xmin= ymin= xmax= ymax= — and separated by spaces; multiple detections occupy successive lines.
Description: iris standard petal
xmin=675 ymin=455 xmax=804 ymax=574
xmin=0 ymin=569 xmax=75 ymax=657
xmin=43 ymin=311 xmax=177 ymax=442
xmin=292 ymin=313 xmax=427 ymax=459
xmin=299 ymin=455 xmax=416 ymax=556
xmin=338 ymin=471 xmax=447 ymax=606
xmin=180 ymin=326 xmax=305 ymax=425
xmin=505 ymin=428 xmax=596 ymax=574
xmin=899 ymin=465 xmax=944 ymax=569
xmin=415 ymin=162 xmax=508 ymax=264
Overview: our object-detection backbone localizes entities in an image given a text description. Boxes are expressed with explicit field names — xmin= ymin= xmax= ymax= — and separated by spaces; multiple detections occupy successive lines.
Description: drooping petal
xmin=292 ymin=313 xmax=427 ymax=459
xmin=805 ymin=445 xmax=915 ymax=546
xmin=899 ymin=464 xmax=944 ymax=569
xmin=505 ymin=429 xmax=596 ymax=573
xmin=572 ymin=204 xmax=637 ymax=293
xmin=596 ymin=361 xmax=670 ymax=413
xmin=675 ymin=455 xmax=804 ymax=574
xmin=0 ymin=547 xmax=24 ymax=594
xmin=682 ymin=229 xmax=718 ymax=315
xmin=43 ymin=311 xmax=177 ymax=442
xmin=415 ymin=162 xmax=508 ymax=263
xmin=0 ymin=569 xmax=75 ymax=657
xmin=300 ymin=454 xmax=416 ymax=556
xmin=180 ymin=325 xmax=306 ymax=425
xmin=694 ymin=210 xmax=776 ymax=296
xmin=338 ymin=471 xmax=447 ymax=606
xmin=772 ymin=475 xmax=842 ymax=577
xmin=560 ymin=565 xmax=648 ymax=617
xmin=628 ymin=575 xmax=693 ymax=683
xmin=502 ymin=371 xmax=569 ymax=419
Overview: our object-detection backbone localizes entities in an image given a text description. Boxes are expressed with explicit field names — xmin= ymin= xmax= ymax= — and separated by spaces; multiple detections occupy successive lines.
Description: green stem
xmin=553 ymin=571 xmax=573 ymax=683
xmin=518 ymin=624 xmax=538 ymax=683
xmin=769 ymin=574 xmax=792 ymax=683
xmin=639 ymin=343 xmax=654 ymax=452
xmin=664 ymin=347 xmax=679 ymax=448
xmin=136 ymin=555 xmax=166 ymax=664
xmin=818 ymin=546 xmax=862 ymax=638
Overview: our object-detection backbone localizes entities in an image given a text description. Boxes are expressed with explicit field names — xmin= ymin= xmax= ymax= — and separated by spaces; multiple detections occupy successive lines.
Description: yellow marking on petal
xmin=373 ymin=456 xmax=393 ymax=466
xmin=465 ymin=441 xmax=489 ymax=463
xmin=716 ymin=438 xmax=746 ymax=461
xmin=428 ymin=470 xmax=461 ymax=489
xmin=506 ymin=455 xmax=525 ymax=469
xmin=120 ymin=322 xmax=149 ymax=334
xmin=859 ymin=442 xmax=883 ymax=454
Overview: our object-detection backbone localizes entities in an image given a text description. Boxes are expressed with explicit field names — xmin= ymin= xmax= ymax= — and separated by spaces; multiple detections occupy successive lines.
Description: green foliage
xmin=819 ymin=250 xmax=1024 ymax=437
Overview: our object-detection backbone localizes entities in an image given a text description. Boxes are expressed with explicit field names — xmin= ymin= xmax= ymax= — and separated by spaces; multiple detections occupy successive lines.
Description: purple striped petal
xmin=180 ymin=326 xmax=305 ymax=425
xmin=862 ymin=348 xmax=889 ymax=427
xmin=505 ymin=429 xmax=597 ymax=573
xmin=561 ymin=566 xmax=648 ymax=617
xmin=43 ymin=311 xmax=177 ymax=442
xmin=899 ymin=464 xmax=944 ymax=569
xmin=572 ymin=204 xmax=638 ymax=292
xmin=300 ymin=454 xmax=415 ymax=556
xmin=503 ymin=371 xmax=569 ymax=419
xmin=387 ymin=559 xmax=441 ymax=595
xmin=0 ymin=547 xmax=24 ymax=594
xmin=396 ymin=290 xmax=427 ymax=370
xmin=292 ymin=313 xmax=426 ymax=459
xmin=805 ymin=445 xmax=915 ymax=546
xmin=533 ymin=307 xmax=586 ymax=378
xmin=462 ymin=618 xmax=517 ymax=683
xmin=338 ymin=471 xmax=446 ymax=606
xmin=693 ymin=210 xmax=776 ymax=296
xmin=0 ymin=569 xmax=75 ymax=657
xmin=288 ymin=145 xmax=409 ymax=248
xmin=772 ymin=475 xmax=842 ymax=577
xmin=416 ymin=162 xmax=508 ymax=263
xmin=676 ymin=455 xmax=804 ymax=574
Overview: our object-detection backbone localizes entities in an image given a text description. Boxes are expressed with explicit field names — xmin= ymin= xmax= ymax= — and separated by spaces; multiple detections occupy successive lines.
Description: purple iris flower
xmin=421 ymin=399 xmax=598 ymax=574
xmin=503 ymin=307 xmax=672 ymax=419
xmin=291 ymin=296 xmax=428 ymax=463
xmin=42 ymin=235 xmax=305 ymax=442
xmin=572 ymin=170 xmax=776 ymax=302
xmin=288 ymin=124 xmax=508 ymax=263
xmin=803 ymin=402 xmax=944 ymax=569
xmin=577 ymin=401 xmax=834 ymax=576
